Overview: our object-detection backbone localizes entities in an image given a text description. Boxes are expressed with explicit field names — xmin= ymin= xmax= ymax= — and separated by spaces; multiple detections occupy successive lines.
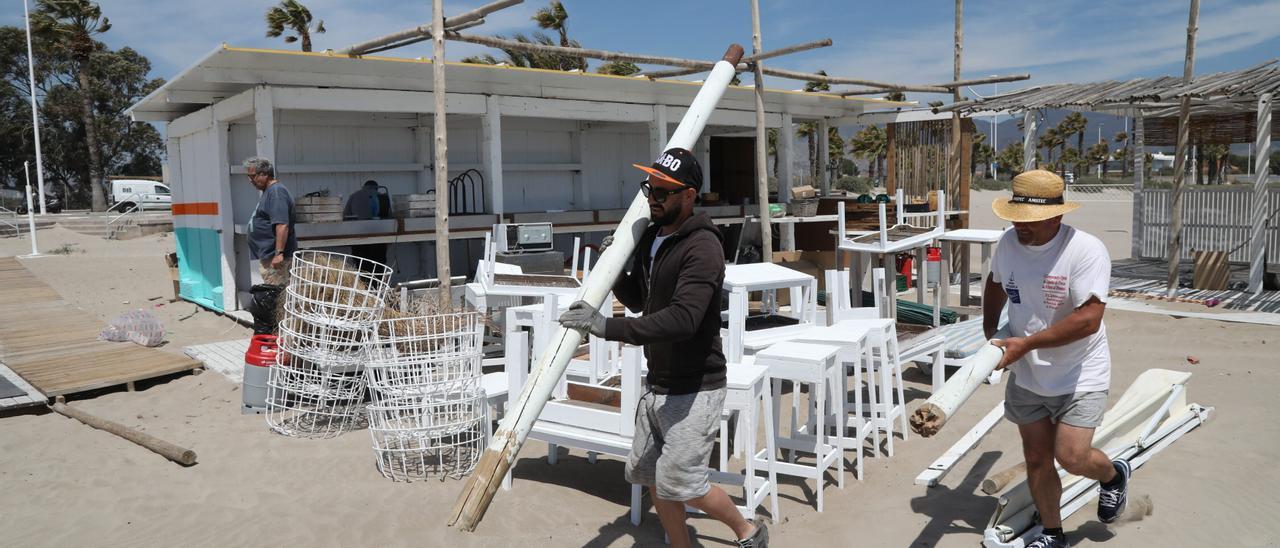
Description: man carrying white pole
xmin=560 ymin=149 xmax=766 ymax=547
xmin=982 ymin=170 xmax=1129 ymax=548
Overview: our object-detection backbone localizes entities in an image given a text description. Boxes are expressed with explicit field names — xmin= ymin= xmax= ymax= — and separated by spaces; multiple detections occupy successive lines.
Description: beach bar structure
xmin=937 ymin=60 xmax=1280 ymax=294
xmin=127 ymin=45 xmax=895 ymax=316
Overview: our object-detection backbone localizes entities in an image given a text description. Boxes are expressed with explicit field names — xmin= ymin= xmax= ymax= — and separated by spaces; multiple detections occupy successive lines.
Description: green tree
xmin=596 ymin=61 xmax=639 ymax=76
xmin=996 ymin=142 xmax=1024 ymax=175
xmin=265 ymin=0 xmax=325 ymax=52
xmin=1113 ymin=131 xmax=1130 ymax=178
xmin=972 ymin=132 xmax=994 ymax=179
xmin=531 ymin=1 xmax=585 ymax=71
xmin=1 ymin=26 xmax=163 ymax=207
xmin=884 ymin=91 xmax=906 ymax=102
xmin=31 ymin=0 xmax=111 ymax=211
xmin=1058 ymin=112 xmax=1088 ymax=176
xmin=1201 ymin=144 xmax=1230 ymax=184
xmin=1086 ymin=141 xmax=1111 ymax=178
xmin=461 ymin=32 xmax=585 ymax=71
xmin=849 ymin=124 xmax=887 ymax=183
xmin=1036 ymin=127 xmax=1064 ymax=167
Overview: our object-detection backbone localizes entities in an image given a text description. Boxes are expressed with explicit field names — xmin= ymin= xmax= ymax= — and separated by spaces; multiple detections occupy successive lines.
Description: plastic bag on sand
xmin=99 ymin=309 xmax=166 ymax=347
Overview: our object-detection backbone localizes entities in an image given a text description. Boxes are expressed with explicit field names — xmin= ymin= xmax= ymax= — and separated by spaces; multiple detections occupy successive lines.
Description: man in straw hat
xmin=559 ymin=148 xmax=767 ymax=547
xmin=982 ymin=170 xmax=1130 ymax=548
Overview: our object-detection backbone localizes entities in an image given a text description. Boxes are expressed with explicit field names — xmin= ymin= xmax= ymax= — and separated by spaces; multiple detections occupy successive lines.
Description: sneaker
xmin=737 ymin=520 xmax=769 ymax=548
xmin=1098 ymin=459 xmax=1131 ymax=523
xmin=1025 ymin=531 xmax=1069 ymax=548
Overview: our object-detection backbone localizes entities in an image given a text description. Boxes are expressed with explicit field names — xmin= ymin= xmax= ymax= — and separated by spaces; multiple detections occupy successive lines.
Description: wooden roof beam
xmin=337 ymin=0 xmax=523 ymax=56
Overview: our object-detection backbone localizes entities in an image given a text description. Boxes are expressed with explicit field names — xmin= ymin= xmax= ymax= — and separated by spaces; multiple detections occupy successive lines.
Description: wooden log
xmin=909 ymin=329 xmax=1007 ymax=437
xmin=751 ymin=0 xmax=772 ymax=263
xmin=449 ymin=44 xmax=745 ymax=533
xmin=836 ymin=74 xmax=1031 ymax=96
xmin=50 ymin=399 xmax=197 ymax=466
xmin=337 ymin=0 xmax=523 ymax=55
xmin=1167 ymin=0 xmax=1200 ymax=298
xmin=641 ymin=39 xmax=833 ymax=79
xmin=981 ymin=461 xmax=1027 ymax=495
xmin=433 ymin=0 xmax=452 ymax=307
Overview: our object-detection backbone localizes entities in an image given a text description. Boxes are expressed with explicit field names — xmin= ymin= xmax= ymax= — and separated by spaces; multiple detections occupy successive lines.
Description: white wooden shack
xmin=127 ymin=45 xmax=894 ymax=316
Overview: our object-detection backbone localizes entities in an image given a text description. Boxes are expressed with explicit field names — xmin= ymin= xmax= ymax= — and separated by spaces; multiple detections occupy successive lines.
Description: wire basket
xmin=266 ymin=351 xmax=368 ymax=439
xmin=366 ymin=391 xmax=486 ymax=481
xmin=276 ymin=313 xmax=371 ymax=373
xmin=286 ymin=250 xmax=392 ymax=327
xmin=366 ymin=312 xmax=483 ymax=399
xmin=791 ymin=198 xmax=819 ymax=217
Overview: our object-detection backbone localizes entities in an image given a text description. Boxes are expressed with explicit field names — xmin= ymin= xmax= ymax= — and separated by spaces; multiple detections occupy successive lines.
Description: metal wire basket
xmin=265 ymin=352 xmax=369 ymax=439
xmin=366 ymin=391 xmax=486 ymax=481
xmin=286 ymin=250 xmax=392 ymax=327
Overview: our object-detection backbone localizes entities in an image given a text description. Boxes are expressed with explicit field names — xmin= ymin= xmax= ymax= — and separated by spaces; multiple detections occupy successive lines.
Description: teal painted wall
xmin=174 ymin=227 xmax=224 ymax=312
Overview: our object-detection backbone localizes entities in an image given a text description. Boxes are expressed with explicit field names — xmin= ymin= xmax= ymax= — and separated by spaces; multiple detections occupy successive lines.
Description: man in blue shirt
xmin=244 ymin=157 xmax=297 ymax=286
xmin=343 ymin=180 xmax=390 ymax=267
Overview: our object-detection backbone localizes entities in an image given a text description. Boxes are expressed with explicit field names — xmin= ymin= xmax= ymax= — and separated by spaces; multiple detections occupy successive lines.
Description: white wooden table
xmin=936 ymin=228 xmax=1005 ymax=307
xmin=722 ymin=263 xmax=818 ymax=363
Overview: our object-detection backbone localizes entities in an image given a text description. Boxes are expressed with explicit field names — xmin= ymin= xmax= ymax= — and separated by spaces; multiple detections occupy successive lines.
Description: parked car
xmin=109 ymin=179 xmax=171 ymax=212
xmin=15 ymin=194 xmax=63 ymax=214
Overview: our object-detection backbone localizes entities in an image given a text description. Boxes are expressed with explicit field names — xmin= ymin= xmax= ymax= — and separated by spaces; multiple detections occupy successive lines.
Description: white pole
xmin=23 ymin=0 xmax=47 ymax=215
xmin=450 ymin=44 xmax=747 ymax=531
xmin=1249 ymin=93 xmax=1272 ymax=295
xmin=992 ymin=79 xmax=998 ymax=178
xmin=23 ymin=162 xmax=40 ymax=257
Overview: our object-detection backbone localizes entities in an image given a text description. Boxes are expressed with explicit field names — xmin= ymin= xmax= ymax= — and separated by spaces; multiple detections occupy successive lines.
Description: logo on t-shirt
xmin=1042 ymin=275 xmax=1068 ymax=309
xmin=1005 ymin=273 xmax=1021 ymax=304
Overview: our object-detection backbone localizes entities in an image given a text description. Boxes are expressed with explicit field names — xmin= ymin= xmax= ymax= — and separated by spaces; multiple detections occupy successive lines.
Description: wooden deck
xmin=0 ymin=257 xmax=201 ymax=397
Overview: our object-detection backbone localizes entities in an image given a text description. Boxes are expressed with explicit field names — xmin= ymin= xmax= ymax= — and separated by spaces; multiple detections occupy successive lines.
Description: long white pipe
xmin=22 ymin=0 xmax=47 ymax=215
xmin=909 ymin=328 xmax=1008 ymax=437
xmin=449 ymin=44 xmax=746 ymax=531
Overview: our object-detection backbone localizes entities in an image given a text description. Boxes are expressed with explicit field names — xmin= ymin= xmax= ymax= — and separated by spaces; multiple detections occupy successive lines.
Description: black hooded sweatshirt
xmin=603 ymin=212 xmax=726 ymax=395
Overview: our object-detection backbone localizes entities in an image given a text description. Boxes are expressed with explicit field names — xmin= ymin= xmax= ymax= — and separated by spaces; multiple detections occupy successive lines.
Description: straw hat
xmin=991 ymin=170 xmax=1080 ymax=222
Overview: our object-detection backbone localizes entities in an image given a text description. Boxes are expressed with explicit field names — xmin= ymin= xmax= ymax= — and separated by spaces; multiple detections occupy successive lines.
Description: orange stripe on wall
xmin=172 ymin=202 xmax=219 ymax=215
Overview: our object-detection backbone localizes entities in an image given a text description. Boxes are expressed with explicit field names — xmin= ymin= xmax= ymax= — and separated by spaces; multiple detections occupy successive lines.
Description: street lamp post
xmin=22 ymin=0 xmax=48 ymax=215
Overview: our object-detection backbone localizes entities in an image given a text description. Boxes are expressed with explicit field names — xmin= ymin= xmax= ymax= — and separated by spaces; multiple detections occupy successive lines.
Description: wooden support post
xmin=482 ymin=96 xmax=504 ymax=215
xmin=253 ymin=85 xmax=276 ymax=162
xmin=214 ymin=121 xmax=237 ymax=313
xmin=432 ymin=0 xmax=452 ymax=306
xmin=751 ymin=0 xmax=773 ymax=263
xmin=818 ymin=117 xmax=831 ymax=196
xmin=1168 ymin=0 xmax=1200 ymax=299
xmin=948 ymin=0 xmax=963 ymax=221
xmin=779 ymin=113 xmax=795 ymax=250
xmin=1250 ymin=93 xmax=1272 ymax=295
xmin=1131 ymin=111 xmax=1146 ymax=259
xmin=886 ymin=123 xmax=897 ymax=195
xmin=649 ymin=105 xmax=668 ymax=160
xmin=1021 ymin=110 xmax=1037 ymax=172
xmin=51 ymin=398 xmax=197 ymax=466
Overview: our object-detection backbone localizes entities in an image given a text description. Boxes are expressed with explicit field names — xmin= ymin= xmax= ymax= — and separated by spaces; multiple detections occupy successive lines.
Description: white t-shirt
xmin=989 ymin=224 xmax=1111 ymax=396
xmin=650 ymin=233 xmax=672 ymax=261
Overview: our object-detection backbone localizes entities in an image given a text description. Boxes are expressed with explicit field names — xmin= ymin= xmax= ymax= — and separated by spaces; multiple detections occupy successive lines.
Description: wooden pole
xmin=338 ymin=0 xmax=523 ymax=55
xmin=948 ymin=0 xmax=963 ymax=221
xmin=1131 ymin=111 xmax=1146 ymax=259
xmin=981 ymin=462 xmax=1027 ymax=495
xmin=837 ymin=73 xmax=1031 ymax=96
xmin=909 ymin=330 xmax=1006 ymax=437
xmin=1167 ymin=0 xmax=1199 ymax=299
xmin=1021 ymin=110 xmax=1037 ymax=172
xmin=1249 ymin=93 xmax=1272 ymax=294
xmin=51 ymin=399 xmax=197 ymax=466
xmin=751 ymin=0 xmax=773 ymax=263
xmin=448 ymin=45 xmax=745 ymax=532
xmin=432 ymin=0 xmax=451 ymax=306
xmin=641 ymin=39 xmax=833 ymax=79
xmin=448 ymin=32 xmax=719 ymax=70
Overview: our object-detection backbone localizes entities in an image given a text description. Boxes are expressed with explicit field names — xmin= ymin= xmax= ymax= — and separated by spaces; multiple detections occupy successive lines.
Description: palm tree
xmin=884 ymin=91 xmax=906 ymax=102
xmin=531 ymin=1 xmax=585 ymax=71
xmin=1113 ymin=131 xmax=1130 ymax=178
xmin=461 ymin=32 xmax=585 ymax=71
xmin=265 ymin=0 xmax=325 ymax=52
xmin=796 ymin=71 xmax=830 ymax=180
xmin=596 ymin=61 xmax=640 ymax=76
xmin=850 ymin=125 xmax=887 ymax=184
xmin=32 ymin=0 xmax=111 ymax=211
xmin=1059 ymin=112 xmax=1088 ymax=176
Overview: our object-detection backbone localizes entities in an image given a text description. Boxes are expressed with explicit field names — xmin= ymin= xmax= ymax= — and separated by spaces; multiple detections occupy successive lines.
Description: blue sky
xmin=4 ymin=0 xmax=1279 ymax=103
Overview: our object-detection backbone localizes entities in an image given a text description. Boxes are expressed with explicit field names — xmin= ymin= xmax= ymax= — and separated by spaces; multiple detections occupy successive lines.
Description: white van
xmin=110 ymin=179 xmax=171 ymax=211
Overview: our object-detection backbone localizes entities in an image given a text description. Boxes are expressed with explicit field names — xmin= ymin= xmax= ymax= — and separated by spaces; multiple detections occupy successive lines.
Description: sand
xmin=1 ymin=217 xmax=1278 ymax=547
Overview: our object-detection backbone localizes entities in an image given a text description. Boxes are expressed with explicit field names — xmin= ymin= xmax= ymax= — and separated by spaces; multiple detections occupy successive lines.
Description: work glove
xmin=559 ymin=300 xmax=607 ymax=337
xmin=598 ymin=235 xmax=614 ymax=255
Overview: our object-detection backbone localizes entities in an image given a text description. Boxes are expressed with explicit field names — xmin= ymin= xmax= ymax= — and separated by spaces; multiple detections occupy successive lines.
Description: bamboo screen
xmin=885 ymin=118 xmax=973 ymax=214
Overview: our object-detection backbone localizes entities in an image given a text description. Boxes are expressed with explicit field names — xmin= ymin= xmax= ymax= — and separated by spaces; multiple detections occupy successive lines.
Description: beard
xmin=649 ymin=203 xmax=681 ymax=226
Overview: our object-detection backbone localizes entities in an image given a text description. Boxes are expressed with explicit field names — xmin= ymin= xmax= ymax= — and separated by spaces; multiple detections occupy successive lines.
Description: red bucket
xmin=245 ymin=334 xmax=279 ymax=367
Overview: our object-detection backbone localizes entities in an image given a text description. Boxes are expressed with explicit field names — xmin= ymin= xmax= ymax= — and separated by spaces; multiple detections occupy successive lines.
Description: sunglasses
xmin=640 ymin=181 xmax=690 ymax=204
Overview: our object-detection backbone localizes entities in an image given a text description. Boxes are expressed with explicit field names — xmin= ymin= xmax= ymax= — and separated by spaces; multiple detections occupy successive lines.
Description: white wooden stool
xmin=751 ymin=341 xmax=844 ymax=512
xmin=688 ymin=364 xmax=781 ymax=522
xmin=790 ymin=322 xmax=875 ymax=480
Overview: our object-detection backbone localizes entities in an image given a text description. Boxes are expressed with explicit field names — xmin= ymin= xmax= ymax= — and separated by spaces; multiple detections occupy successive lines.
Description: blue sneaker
xmin=1098 ymin=459 xmax=1131 ymax=523
xmin=1025 ymin=531 xmax=1068 ymax=548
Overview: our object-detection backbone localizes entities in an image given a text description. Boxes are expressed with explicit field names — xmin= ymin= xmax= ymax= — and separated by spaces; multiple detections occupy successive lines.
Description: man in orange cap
xmin=560 ymin=148 xmax=767 ymax=547
xmin=983 ymin=170 xmax=1128 ymax=548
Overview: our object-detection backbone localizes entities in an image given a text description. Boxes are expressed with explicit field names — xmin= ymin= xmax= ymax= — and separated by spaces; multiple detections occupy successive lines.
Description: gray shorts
xmin=1004 ymin=373 xmax=1108 ymax=428
xmin=625 ymin=387 xmax=726 ymax=502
